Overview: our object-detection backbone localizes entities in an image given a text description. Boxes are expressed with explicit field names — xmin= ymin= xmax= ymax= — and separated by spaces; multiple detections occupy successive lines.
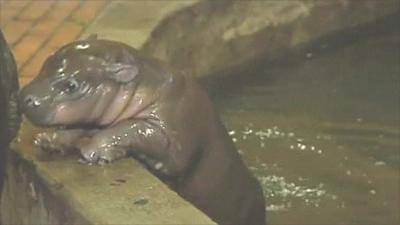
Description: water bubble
xmin=242 ymin=129 xmax=253 ymax=135
xmin=154 ymin=162 xmax=163 ymax=170
xmin=256 ymin=174 xmax=337 ymax=208
xmin=133 ymin=197 xmax=149 ymax=206
xmin=266 ymin=204 xmax=288 ymax=212
xmin=374 ymin=161 xmax=386 ymax=166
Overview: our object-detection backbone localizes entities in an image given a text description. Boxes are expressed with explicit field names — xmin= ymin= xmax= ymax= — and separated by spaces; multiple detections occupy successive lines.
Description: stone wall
xmin=141 ymin=0 xmax=400 ymax=77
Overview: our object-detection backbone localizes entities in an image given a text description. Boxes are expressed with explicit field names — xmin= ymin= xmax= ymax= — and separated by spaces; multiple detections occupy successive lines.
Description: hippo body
xmin=19 ymin=39 xmax=266 ymax=225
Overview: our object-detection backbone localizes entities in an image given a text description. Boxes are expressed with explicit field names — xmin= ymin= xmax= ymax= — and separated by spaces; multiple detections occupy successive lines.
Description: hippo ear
xmin=106 ymin=64 xmax=138 ymax=83
xmin=105 ymin=50 xmax=139 ymax=83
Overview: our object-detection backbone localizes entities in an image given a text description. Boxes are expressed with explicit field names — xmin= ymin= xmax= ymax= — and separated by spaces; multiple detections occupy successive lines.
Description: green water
xmin=213 ymin=34 xmax=399 ymax=225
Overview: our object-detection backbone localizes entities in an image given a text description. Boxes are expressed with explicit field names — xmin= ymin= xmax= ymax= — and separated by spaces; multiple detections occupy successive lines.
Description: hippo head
xmin=19 ymin=39 xmax=141 ymax=127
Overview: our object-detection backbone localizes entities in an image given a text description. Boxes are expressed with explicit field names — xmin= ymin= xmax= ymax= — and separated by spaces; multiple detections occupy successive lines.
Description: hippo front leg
xmin=34 ymin=129 xmax=91 ymax=155
xmin=79 ymin=119 xmax=170 ymax=167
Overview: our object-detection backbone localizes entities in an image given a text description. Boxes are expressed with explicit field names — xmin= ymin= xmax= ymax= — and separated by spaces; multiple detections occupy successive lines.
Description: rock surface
xmin=86 ymin=1 xmax=399 ymax=78
xmin=141 ymin=0 xmax=399 ymax=77
xmin=84 ymin=0 xmax=199 ymax=48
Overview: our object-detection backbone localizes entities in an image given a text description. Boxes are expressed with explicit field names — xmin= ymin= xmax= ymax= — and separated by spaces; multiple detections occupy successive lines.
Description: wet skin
xmin=19 ymin=38 xmax=266 ymax=225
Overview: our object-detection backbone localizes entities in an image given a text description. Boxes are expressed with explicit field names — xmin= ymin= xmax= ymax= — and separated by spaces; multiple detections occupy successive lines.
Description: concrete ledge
xmin=1 ymin=122 xmax=215 ymax=225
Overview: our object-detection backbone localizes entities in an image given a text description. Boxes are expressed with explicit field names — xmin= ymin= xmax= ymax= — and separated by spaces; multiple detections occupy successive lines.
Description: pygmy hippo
xmin=18 ymin=37 xmax=266 ymax=225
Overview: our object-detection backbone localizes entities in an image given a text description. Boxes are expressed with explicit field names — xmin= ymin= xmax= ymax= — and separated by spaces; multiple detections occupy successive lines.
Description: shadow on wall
xmin=0 ymin=28 xmax=21 ymax=214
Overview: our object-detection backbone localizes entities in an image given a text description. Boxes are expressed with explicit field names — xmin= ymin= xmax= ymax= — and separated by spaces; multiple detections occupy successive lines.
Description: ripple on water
xmin=214 ymin=34 xmax=399 ymax=224
xmin=229 ymin=125 xmax=338 ymax=211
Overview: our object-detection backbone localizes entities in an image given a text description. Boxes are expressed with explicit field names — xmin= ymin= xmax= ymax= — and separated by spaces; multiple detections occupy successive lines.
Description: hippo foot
xmin=78 ymin=144 xmax=128 ymax=165
xmin=34 ymin=132 xmax=72 ymax=155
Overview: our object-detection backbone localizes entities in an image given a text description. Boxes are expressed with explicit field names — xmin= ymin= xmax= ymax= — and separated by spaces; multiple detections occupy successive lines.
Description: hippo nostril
xmin=24 ymin=95 xmax=41 ymax=107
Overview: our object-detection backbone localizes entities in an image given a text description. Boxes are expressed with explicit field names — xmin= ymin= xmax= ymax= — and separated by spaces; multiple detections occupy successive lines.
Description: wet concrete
xmin=1 ymin=122 xmax=215 ymax=225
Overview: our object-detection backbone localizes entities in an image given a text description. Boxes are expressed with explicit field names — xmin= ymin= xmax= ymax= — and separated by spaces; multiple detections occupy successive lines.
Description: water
xmin=212 ymin=34 xmax=399 ymax=224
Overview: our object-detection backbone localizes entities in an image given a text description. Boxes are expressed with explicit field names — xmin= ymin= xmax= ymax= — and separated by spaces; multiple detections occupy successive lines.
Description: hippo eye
xmin=64 ymin=79 xmax=79 ymax=94
xmin=55 ymin=78 xmax=79 ymax=95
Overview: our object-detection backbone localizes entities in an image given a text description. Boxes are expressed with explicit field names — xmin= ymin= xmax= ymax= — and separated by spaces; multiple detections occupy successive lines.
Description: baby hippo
xmin=19 ymin=38 xmax=266 ymax=225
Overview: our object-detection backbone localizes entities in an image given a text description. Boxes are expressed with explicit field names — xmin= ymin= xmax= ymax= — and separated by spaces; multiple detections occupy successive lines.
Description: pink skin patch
xmin=99 ymin=85 xmax=135 ymax=125
xmin=110 ymin=89 xmax=158 ymax=125
xmin=87 ymin=84 xmax=118 ymax=122
xmin=53 ymin=83 xmax=158 ymax=126
xmin=54 ymin=100 xmax=97 ymax=124
xmin=53 ymin=84 xmax=115 ymax=125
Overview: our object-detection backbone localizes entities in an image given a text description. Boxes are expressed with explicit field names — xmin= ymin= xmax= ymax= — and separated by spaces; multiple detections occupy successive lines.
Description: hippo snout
xmin=18 ymin=88 xmax=40 ymax=109
xmin=18 ymin=87 xmax=56 ymax=126
xmin=23 ymin=94 xmax=41 ymax=108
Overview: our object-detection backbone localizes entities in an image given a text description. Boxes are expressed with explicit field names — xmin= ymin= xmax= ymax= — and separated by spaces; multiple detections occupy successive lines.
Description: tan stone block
xmin=13 ymin=34 xmax=44 ymax=68
xmin=17 ymin=0 xmax=54 ymax=21
xmin=70 ymin=0 xmax=108 ymax=25
xmin=20 ymin=46 xmax=53 ymax=78
xmin=46 ymin=0 xmax=81 ymax=21
xmin=5 ymin=0 xmax=30 ymax=10
xmin=3 ymin=20 xmax=32 ymax=45
xmin=0 ymin=7 xmax=19 ymax=26
xmin=28 ymin=1 xmax=82 ymax=42
xmin=47 ymin=22 xmax=83 ymax=48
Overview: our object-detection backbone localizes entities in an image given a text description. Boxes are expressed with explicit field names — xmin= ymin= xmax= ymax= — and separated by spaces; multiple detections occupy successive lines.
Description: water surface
xmin=213 ymin=34 xmax=399 ymax=225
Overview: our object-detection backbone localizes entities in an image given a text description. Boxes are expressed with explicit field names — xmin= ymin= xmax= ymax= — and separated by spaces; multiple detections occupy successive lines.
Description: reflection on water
xmin=212 ymin=33 xmax=399 ymax=224
xmin=228 ymin=126 xmax=337 ymax=210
